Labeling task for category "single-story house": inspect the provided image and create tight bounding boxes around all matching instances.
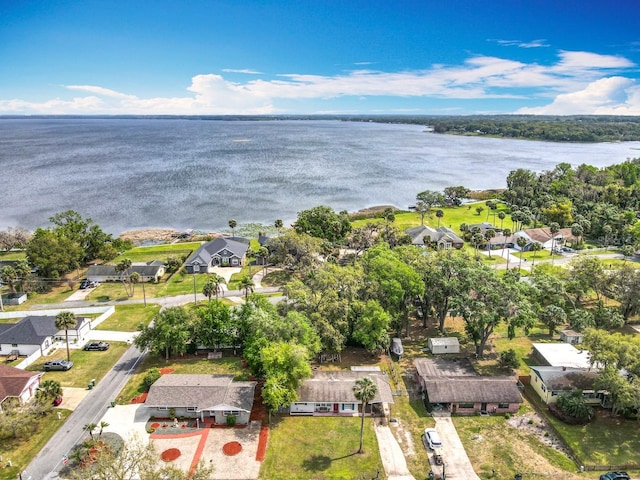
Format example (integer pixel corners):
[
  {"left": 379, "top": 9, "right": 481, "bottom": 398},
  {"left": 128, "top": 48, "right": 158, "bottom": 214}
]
[
  {"left": 531, "top": 343, "right": 593, "bottom": 369},
  {"left": 467, "top": 222, "right": 499, "bottom": 234},
  {"left": 405, "top": 226, "right": 464, "bottom": 249},
  {"left": 427, "top": 337, "right": 460, "bottom": 354},
  {"left": 529, "top": 366, "right": 606, "bottom": 406},
  {"left": 422, "top": 377, "right": 523, "bottom": 414},
  {"left": 184, "top": 237, "right": 250, "bottom": 273},
  {"left": 559, "top": 330, "right": 583, "bottom": 345},
  {"left": 289, "top": 370, "right": 394, "bottom": 416},
  {"left": 145, "top": 374, "right": 256, "bottom": 425},
  {"left": 0, "top": 316, "right": 91, "bottom": 357},
  {"left": 512, "top": 228, "right": 576, "bottom": 252},
  {"left": 86, "top": 260, "right": 166, "bottom": 283},
  {"left": 413, "top": 357, "right": 477, "bottom": 392},
  {"left": 0, "top": 364, "right": 43, "bottom": 412}
]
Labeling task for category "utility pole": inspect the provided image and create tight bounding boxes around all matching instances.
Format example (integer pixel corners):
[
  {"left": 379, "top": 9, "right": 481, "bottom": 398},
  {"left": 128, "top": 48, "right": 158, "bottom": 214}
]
[{"left": 192, "top": 274, "right": 197, "bottom": 304}]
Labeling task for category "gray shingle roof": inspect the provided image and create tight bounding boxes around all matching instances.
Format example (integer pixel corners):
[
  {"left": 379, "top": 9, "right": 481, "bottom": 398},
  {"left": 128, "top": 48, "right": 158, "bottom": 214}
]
[
  {"left": 145, "top": 374, "right": 257, "bottom": 412},
  {"left": 424, "top": 377, "right": 522, "bottom": 404},
  {"left": 414, "top": 357, "right": 477, "bottom": 378},
  {"left": 0, "top": 316, "right": 89, "bottom": 345},
  {"left": 185, "top": 237, "right": 250, "bottom": 266},
  {"left": 296, "top": 371, "right": 394, "bottom": 404},
  {"left": 86, "top": 262, "right": 164, "bottom": 278}
]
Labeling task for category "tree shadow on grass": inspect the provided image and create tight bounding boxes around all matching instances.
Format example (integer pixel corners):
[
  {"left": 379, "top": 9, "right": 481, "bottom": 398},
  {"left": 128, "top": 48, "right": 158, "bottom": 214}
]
[{"left": 302, "top": 452, "right": 358, "bottom": 472}]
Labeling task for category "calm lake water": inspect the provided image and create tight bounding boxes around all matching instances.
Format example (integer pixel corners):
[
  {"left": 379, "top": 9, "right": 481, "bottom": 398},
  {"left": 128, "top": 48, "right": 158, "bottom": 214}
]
[{"left": 1, "top": 118, "right": 639, "bottom": 234}]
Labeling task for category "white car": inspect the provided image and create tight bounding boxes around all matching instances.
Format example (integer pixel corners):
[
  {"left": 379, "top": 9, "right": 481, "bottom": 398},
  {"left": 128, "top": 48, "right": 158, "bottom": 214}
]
[{"left": 423, "top": 428, "right": 442, "bottom": 450}]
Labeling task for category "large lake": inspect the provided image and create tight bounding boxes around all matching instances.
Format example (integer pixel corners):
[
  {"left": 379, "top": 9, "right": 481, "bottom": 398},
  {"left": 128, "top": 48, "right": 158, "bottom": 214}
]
[{"left": 1, "top": 118, "right": 639, "bottom": 235}]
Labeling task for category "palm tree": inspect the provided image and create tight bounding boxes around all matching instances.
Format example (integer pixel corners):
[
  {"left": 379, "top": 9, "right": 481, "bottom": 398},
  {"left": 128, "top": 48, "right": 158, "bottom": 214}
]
[
  {"left": 83, "top": 422, "right": 97, "bottom": 440},
  {"left": 435, "top": 209, "right": 444, "bottom": 227},
  {"left": 502, "top": 228, "right": 512, "bottom": 265},
  {"left": 37, "top": 379, "right": 62, "bottom": 402},
  {"left": 202, "top": 280, "right": 216, "bottom": 302},
  {"left": 274, "top": 219, "right": 283, "bottom": 233},
  {"left": 115, "top": 258, "right": 133, "bottom": 296},
  {"left": 353, "top": 377, "right": 378, "bottom": 454},
  {"left": 498, "top": 211, "right": 506, "bottom": 230},
  {"left": 55, "top": 311, "right": 76, "bottom": 362},
  {"left": 471, "top": 233, "right": 485, "bottom": 259},
  {"left": 129, "top": 271, "right": 140, "bottom": 296},
  {"left": 484, "top": 229, "right": 496, "bottom": 258},
  {"left": 517, "top": 236, "right": 527, "bottom": 270},
  {"left": 209, "top": 273, "right": 226, "bottom": 299},
  {"left": 571, "top": 223, "right": 584, "bottom": 248},
  {"left": 238, "top": 275, "right": 254, "bottom": 299},
  {"left": 229, "top": 219, "right": 237, "bottom": 238},
  {"left": 549, "top": 222, "right": 560, "bottom": 265},
  {"left": 98, "top": 421, "right": 109, "bottom": 437},
  {"left": 530, "top": 242, "right": 543, "bottom": 267}
]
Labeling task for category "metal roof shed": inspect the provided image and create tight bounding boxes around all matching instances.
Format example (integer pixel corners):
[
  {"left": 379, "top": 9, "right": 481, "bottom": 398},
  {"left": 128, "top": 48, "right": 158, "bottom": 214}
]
[{"left": 427, "top": 337, "right": 460, "bottom": 354}]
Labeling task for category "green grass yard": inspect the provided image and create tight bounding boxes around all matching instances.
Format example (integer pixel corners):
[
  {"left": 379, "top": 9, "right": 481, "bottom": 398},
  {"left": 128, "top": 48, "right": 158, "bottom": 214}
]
[
  {"left": 94, "top": 304, "right": 160, "bottom": 331},
  {"left": 260, "top": 415, "right": 384, "bottom": 480}
]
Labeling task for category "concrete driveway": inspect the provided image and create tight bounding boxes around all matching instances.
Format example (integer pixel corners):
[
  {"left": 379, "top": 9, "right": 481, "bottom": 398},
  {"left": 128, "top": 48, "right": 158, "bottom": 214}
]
[
  {"left": 433, "top": 416, "right": 480, "bottom": 480},
  {"left": 374, "top": 423, "right": 415, "bottom": 480}
]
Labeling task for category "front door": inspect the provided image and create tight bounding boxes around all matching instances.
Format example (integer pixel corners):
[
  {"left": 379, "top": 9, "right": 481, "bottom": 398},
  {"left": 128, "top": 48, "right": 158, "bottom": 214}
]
[
  {"left": 481, "top": 403, "right": 487, "bottom": 413},
  {"left": 333, "top": 403, "right": 339, "bottom": 413}
]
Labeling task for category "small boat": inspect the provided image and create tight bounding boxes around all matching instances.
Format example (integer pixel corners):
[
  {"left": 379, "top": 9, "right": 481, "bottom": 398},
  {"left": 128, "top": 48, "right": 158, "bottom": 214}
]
[{"left": 390, "top": 338, "right": 404, "bottom": 357}]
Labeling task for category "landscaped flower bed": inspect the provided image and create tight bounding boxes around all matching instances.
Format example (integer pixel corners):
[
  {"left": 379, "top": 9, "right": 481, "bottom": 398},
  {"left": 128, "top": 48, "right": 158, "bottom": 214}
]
[
  {"left": 159, "top": 367, "right": 175, "bottom": 375},
  {"left": 223, "top": 441, "right": 242, "bottom": 456},
  {"left": 161, "top": 448, "right": 181, "bottom": 462}
]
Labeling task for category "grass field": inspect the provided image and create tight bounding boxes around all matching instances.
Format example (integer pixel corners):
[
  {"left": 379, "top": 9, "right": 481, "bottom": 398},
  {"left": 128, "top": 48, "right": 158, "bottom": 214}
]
[
  {"left": 260, "top": 415, "right": 384, "bottom": 480},
  {"left": 26, "top": 342, "right": 130, "bottom": 387},
  {"left": 94, "top": 304, "right": 160, "bottom": 331},
  {"left": 0, "top": 409, "right": 72, "bottom": 480}
]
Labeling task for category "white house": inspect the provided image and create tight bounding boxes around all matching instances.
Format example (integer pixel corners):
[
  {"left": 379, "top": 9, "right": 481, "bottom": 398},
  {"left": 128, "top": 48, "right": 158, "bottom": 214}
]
[
  {"left": 427, "top": 337, "right": 460, "bottom": 354},
  {"left": 0, "top": 364, "right": 43, "bottom": 411},
  {"left": 0, "top": 316, "right": 92, "bottom": 357}
]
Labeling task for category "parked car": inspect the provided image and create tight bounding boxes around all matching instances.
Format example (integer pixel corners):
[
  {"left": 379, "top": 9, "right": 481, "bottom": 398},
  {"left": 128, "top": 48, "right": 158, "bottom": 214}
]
[
  {"left": 79, "top": 279, "right": 90, "bottom": 289},
  {"left": 83, "top": 341, "right": 110, "bottom": 351},
  {"left": 43, "top": 360, "right": 73, "bottom": 371},
  {"left": 52, "top": 396, "right": 63, "bottom": 406},
  {"left": 600, "top": 473, "right": 630, "bottom": 480},
  {"left": 423, "top": 427, "right": 442, "bottom": 450}
]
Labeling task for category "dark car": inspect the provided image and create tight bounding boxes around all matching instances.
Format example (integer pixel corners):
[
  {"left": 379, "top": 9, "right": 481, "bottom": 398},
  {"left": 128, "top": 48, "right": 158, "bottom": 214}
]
[
  {"left": 43, "top": 360, "right": 73, "bottom": 371},
  {"left": 83, "top": 341, "right": 110, "bottom": 351},
  {"left": 79, "top": 279, "right": 90, "bottom": 289},
  {"left": 600, "top": 473, "right": 630, "bottom": 480}
]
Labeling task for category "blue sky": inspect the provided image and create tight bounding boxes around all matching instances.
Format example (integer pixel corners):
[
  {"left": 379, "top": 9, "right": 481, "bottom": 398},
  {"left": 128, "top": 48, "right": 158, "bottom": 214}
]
[{"left": 1, "top": 0, "right": 639, "bottom": 115}]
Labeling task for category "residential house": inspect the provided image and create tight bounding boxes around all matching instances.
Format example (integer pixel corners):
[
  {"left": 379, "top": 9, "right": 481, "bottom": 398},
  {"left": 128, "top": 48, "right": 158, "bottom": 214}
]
[
  {"left": 427, "top": 337, "right": 460, "bottom": 355},
  {"left": 0, "top": 315, "right": 92, "bottom": 356},
  {"left": 86, "top": 260, "right": 166, "bottom": 283},
  {"left": 559, "top": 330, "right": 583, "bottom": 345},
  {"left": 184, "top": 237, "right": 250, "bottom": 273},
  {"left": 467, "top": 222, "right": 499, "bottom": 234},
  {"left": 405, "top": 226, "right": 464, "bottom": 249},
  {"left": 289, "top": 370, "right": 394, "bottom": 416},
  {"left": 413, "top": 357, "right": 522, "bottom": 414},
  {"left": 0, "top": 364, "right": 43, "bottom": 412},
  {"left": 513, "top": 228, "right": 576, "bottom": 252},
  {"left": 531, "top": 343, "right": 593, "bottom": 369},
  {"left": 145, "top": 374, "right": 256, "bottom": 425},
  {"left": 529, "top": 366, "right": 606, "bottom": 406}
]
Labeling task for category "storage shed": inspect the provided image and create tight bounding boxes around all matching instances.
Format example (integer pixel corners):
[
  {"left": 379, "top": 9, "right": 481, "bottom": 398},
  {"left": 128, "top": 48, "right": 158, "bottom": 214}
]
[
  {"left": 559, "top": 330, "right": 583, "bottom": 345},
  {"left": 427, "top": 337, "right": 460, "bottom": 354}
]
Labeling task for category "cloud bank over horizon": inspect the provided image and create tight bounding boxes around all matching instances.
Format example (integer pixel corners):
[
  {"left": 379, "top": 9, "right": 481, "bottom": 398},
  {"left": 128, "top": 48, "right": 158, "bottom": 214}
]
[{"left": 1, "top": 50, "right": 639, "bottom": 116}]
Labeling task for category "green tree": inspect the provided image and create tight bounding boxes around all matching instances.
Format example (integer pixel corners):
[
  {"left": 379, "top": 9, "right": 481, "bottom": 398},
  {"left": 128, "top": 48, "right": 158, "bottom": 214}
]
[
  {"left": 267, "top": 230, "right": 322, "bottom": 273},
  {"left": 55, "top": 311, "right": 76, "bottom": 362},
  {"left": 260, "top": 342, "right": 312, "bottom": 412},
  {"left": 529, "top": 242, "right": 543, "bottom": 267},
  {"left": 129, "top": 271, "right": 140, "bottom": 296},
  {"left": 353, "top": 377, "right": 378, "bottom": 454},
  {"left": 26, "top": 228, "right": 83, "bottom": 278},
  {"left": 556, "top": 389, "right": 594, "bottom": 421},
  {"left": 274, "top": 219, "right": 284, "bottom": 232},
  {"left": 516, "top": 236, "right": 528, "bottom": 270},
  {"left": 134, "top": 307, "right": 193, "bottom": 359},
  {"left": 193, "top": 300, "right": 232, "bottom": 350},
  {"left": 83, "top": 422, "right": 97, "bottom": 440},
  {"left": 115, "top": 259, "right": 133, "bottom": 297},
  {"left": 412, "top": 190, "right": 445, "bottom": 225},
  {"left": 539, "top": 304, "right": 567, "bottom": 336},
  {"left": 484, "top": 229, "right": 496, "bottom": 258},
  {"left": 435, "top": 209, "right": 444, "bottom": 227},
  {"left": 443, "top": 185, "right": 470, "bottom": 206},
  {"left": 294, "top": 205, "right": 352, "bottom": 242},
  {"left": 228, "top": 219, "right": 237, "bottom": 237},
  {"left": 36, "top": 379, "right": 62, "bottom": 404},
  {"left": 239, "top": 275, "right": 255, "bottom": 299},
  {"left": 351, "top": 300, "right": 391, "bottom": 353}
]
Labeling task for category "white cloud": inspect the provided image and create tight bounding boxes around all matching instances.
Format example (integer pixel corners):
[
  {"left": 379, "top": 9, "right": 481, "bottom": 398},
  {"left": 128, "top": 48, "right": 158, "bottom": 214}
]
[
  {"left": 493, "top": 39, "right": 549, "bottom": 48},
  {"left": 0, "top": 50, "right": 638, "bottom": 114},
  {"left": 517, "top": 77, "right": 640, "bottom": 115},
  {"left": 221, "top": 69, "right": 263, "bottom": 74}
]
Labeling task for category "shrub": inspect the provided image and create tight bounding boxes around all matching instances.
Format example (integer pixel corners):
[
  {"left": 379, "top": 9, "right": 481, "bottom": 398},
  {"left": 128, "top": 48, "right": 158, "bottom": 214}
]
[
  {"left": 142, "top": 368, "right": 161, "bottom": 390},
  {"left": 147, "top": 427, "right": 155, "bottom": 434},
  {"left": 226, "top": 414, "right": 237, "bottom": 427},
  {"left": 499, "top": 349, "right": 519, "bottom": 369},
  {"left": 504, "top": 413, "right": 511, "bottom": 420}
]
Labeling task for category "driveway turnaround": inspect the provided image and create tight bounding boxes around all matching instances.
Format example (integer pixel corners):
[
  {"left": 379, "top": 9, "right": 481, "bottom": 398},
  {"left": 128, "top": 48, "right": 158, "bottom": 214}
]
[
  {"left": 374, "top": 423, "right": 416, "bottom": 480},
  {"left": 433, "top": 416, "right": 480, "bottom": 480}
]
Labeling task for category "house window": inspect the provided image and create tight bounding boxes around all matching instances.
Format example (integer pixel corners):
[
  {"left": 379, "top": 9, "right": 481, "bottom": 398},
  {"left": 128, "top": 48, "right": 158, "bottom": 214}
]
[
  {"left": 232, "top": 258, "right": 239, "bottom": 266},
  {"left": 458, "top": 403, "right": 474, "bottom": 409},
  {"left": 551, "top": 391, "right": 558, "bottom": 396},
  {"left": 223, "top": 410, "right": 239, "bottom": 416},
  {"left": 193, "top": 264, "right": 200, "bottom": 273},
  {"left": 11, "top": 344, "right": 18, "bottom": 348},
  {"left": 158, "top": 407, "right": 169, "bottom": 411},
  {"left": 498, "top": 403, "right": 510, "bottom": 409},
  {"left": 316, "top": 403, "right": 332, "bottom": 412},
  {"left": 341, "top": 403, "right": 355, "bottom": 411},
  {"left": 541, "top": 385, "right": 546, "bottom": 392},
  {"left": 187, "top": 407, "right": 197, "bottom": 412}
]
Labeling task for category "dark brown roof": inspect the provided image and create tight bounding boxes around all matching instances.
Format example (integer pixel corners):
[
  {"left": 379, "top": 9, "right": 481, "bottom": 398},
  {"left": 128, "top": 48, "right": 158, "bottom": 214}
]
[
  {"left": 424, "top": 377, "right": 522, "bottom": 404},
  {"left": 530, "top": 367, "right": 598, "bottom": 391},
  {"left": 296, "top": 371, "right": 394, "bottom": 404},
  {"left": 145, "top": 374, "right": 256, "bottom": 412},
  {"left": 0, "top": 364, "right": 42, "bottom": 402},
  {"left": 414, "top": 357, "right": 477, "bottom": 378}
]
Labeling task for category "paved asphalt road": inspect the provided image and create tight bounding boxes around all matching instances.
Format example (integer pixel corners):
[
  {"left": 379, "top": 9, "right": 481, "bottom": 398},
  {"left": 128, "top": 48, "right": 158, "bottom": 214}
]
[{"left": 22, "top": 344, "right": 147, "bottom": 480}]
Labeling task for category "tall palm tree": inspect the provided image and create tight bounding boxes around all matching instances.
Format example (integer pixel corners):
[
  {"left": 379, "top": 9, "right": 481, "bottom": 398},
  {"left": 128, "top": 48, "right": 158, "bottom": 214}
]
[
  {"left": 353, "top": 377, "right": 378, "bottom": 454},
  {"left": 55, "top": 311, "right": 76, "bottom": 362},
  {"left": 239, "top": 275, "right": 254, "bottom": 299},
  {"left": 229, "top": 219, "right": 237, "bottom": 238},
  {"left": 37, "top": 379, "right": 62, "bottom": 402},
  {"left": 98, "top": 421, "right": 109, "bottom": 437},
  {"left": 83, "top": 422, "right": 97, "bottom": 440},
  {"left": 274, "top": 219, "right": 283, "bottom": 233},
  {"left": 209, "top": 273, "right": 226, "bottom": 299},
  {"left": 549, "top": 222, "right": 560, "bottom": 265},
  {"left": 484, "top": 229, "right": 496, "bottom": 259},
  {"left": 517, "top": 236, "right": 528, "bottom": 270},
  {"left": 502, "top": 228, "right": 512, "bottom": 265},
  {"left": 115, "top": 258, "right": 133, "bottom": 296},
  {"left": 129, "top": 271, "right": 140, "bottom": 296},
  {"left": 202, "top": 280, "right": 216, "bottom": 302},
  {"left": 435, "top": 209, "right": 444, "bottom": 228},
  {"left": 530, "top": 242, "right": 543, "bottom": 267},
  {"left": 498, "top": 211, "right": 506, "bottom": 230}
]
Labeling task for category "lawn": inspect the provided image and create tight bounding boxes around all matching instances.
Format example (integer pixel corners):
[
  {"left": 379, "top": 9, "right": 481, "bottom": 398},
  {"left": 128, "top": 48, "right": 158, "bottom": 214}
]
[
  {"left": 116, "top": 352, "right": 247, "bottom": 403},
  {"left": 260, "top": 415, "right": 384, "bottom": 480},
  {"left": 0, "top": 408, "right": 72, "bottom": 480},
  {"left": 113, "top": 242, "right": 200, "bottom": 264},
  {"left": 94, "top": 303, "right": 160, "bottom": 331},
  {"left": 26, "top": 342, "right": 130, "bottom": 387}
]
